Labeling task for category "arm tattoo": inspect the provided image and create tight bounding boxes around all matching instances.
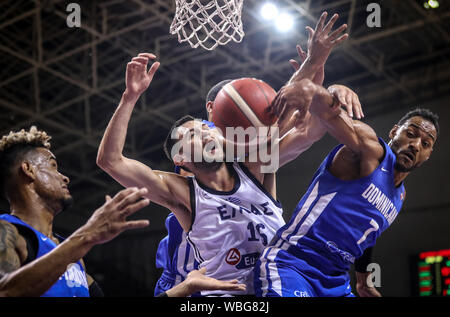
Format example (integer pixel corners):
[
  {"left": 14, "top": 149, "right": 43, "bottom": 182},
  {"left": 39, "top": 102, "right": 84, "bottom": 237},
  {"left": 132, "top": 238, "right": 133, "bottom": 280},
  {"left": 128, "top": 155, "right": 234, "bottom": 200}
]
[{"left": 0, "top": 221, "right": 21, "bottom": 278}]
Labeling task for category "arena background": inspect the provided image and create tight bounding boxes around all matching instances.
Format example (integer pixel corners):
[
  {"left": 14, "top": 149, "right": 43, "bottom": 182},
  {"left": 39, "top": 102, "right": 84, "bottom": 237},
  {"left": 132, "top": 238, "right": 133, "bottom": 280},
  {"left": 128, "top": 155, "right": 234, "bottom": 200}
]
[{"left": 0, "top": 0, "right": 449, "bottom": 296}]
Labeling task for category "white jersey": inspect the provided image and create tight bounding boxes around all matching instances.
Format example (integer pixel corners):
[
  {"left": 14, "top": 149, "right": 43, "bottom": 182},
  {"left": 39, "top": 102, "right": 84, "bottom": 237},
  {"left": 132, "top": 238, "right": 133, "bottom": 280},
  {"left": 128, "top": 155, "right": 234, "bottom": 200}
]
[{"left": 186, "top": 162, "right": 285, "bottom": 296}]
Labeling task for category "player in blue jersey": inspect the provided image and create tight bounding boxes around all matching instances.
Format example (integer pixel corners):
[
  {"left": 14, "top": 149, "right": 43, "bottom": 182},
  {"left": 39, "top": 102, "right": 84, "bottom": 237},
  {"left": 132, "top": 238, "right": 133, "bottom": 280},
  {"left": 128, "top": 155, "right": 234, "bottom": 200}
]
[
  {"left": 254, "top": 75, "right": 439, "bottom": 296},
  {"left": 0, "top": 126, "right": 151, "bottom": 297}
]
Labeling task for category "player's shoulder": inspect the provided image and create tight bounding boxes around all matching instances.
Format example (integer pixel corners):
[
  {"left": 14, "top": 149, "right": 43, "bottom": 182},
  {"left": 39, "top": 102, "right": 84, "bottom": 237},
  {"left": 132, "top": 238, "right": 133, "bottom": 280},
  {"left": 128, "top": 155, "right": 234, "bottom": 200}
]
[
  {"left": 0, "top": 219, "right": 20, "bottom": 238},
  {"left": 0, "top": 219, "right": 25, "bottom": 254},
  {"left": 353, "top": 120, "right": 384, "bottom": 158}
]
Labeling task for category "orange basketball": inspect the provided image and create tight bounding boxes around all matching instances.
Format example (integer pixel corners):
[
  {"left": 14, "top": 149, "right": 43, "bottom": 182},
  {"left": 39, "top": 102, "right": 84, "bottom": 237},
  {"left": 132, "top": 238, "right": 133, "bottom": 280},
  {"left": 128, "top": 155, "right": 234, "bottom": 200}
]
[{"left": 212, "top": 78, "right": 277, "bottom": 136}]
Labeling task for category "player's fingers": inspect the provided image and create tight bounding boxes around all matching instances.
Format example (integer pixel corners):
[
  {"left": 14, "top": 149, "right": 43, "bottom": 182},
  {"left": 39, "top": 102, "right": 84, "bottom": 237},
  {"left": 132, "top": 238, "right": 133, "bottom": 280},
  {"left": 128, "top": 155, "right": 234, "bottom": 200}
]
[
  {"left": 121, "top": 198, "right": 150, "bottom": 218},
  {"left": 331, "top": 33, "right": 349, "bottom": 45},
  {"left": 147, "top": 61, "right": 160, "bottom": 78},
  {"left": 269, "top": 90, "right": 282, "bottom": 115},
  {"left": 138, "top": 53, "right": 157, "bottom": 60},
  {"left": 296, "top": 44, "right": 306, "bottom": 57},
  {"left": 289, "top": 59, "right": 300, "bottom": 71},
  {"left": 356, "top": 94, "right": 364, "bottom": 118},
  {"left": 121, "top": 219, "right": 150, "bottom": 231},
  {"left": 305, "top": 26, "right": 315, "bottom": 41},
  {"left": 131, "top": 57, "right": 149, "bottom": 65},
  {"left": 315, "top": 11, "right": 327, "bottom": 32},
  {"left": 323, "top": 13, "right": 339, "bottom": 34},
  {"left": 105, "top": 195, "right": 112, "bottom": 202},
  {"left": 112, "top": 187, "right": 139, "bottom": 204},
  {"left": 329, "top": 23, "right": 347, "bottom": 40},
  {"left": 116, "top": 188, "right": 148, "bottom": 210},
  {"left": 127, "top": 61, "right": 145, "bottom": 71},
  {"left": 198, "top": 267, "right": 207, "bottom": 275},
  {"left": 353, "top": 94, "right": 363, "bottom": 119},
  {"left": 344, "top": 94, "right": 354, "bottom": 118}
]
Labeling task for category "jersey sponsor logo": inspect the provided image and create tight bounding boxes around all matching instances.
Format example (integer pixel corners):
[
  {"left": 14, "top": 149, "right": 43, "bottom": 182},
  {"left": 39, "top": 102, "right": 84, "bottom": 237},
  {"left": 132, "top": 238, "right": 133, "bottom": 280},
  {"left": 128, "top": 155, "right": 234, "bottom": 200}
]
[
  {"left": 361, "top": 183, "right": 399, "bottom": 225},
  {"left": 226, "top": 197, "right": 242, "bottom": 205},
  {"left": 381, "top": 167, "right": 388, "bottom": 172},
  {"left": 294, "top": 290, "right": 310, "bottom": 297},
  {"left": 325, "top": 241, "right": 355, "bottom": 264},
  {"left": 40, "top": 235, "right": 48, "bottom": 242},
  {"left": 235, "top": 252, "right": 260, "bottom": 269},
  {"left": 225, "top": 248, "right": 241, "bottom": 265}
]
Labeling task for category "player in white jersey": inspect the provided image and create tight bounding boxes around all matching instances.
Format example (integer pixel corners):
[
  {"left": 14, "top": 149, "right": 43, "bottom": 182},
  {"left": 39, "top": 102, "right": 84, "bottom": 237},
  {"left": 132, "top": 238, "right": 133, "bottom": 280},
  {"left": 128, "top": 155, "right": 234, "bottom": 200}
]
[{"left": 187, "top": 161, "right": 284, "bottom": 295}]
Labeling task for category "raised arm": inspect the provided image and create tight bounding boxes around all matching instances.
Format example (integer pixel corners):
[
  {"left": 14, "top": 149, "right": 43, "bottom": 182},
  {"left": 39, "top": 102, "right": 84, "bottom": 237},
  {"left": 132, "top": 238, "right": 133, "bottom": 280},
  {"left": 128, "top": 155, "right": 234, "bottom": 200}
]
[
  {"left": 96, "top": 53, "right": 192, "bottom": 230},
  {"left": 274, "top": 12, "right": 366, "bottom": 168},
  {"left": 309, "top": 84, "right": 384, "bottom": 177}
]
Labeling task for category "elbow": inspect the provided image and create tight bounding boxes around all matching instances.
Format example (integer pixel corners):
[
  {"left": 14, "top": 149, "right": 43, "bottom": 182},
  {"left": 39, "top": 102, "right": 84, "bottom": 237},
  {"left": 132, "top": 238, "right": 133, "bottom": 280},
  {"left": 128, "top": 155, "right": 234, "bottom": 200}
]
[{"left": 96, "top": 150, "right": 121, "bottom": 172}]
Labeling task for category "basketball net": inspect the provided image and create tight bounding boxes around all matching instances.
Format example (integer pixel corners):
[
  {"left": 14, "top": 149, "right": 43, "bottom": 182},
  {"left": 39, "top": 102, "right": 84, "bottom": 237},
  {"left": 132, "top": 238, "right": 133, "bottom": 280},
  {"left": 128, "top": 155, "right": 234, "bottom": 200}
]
[{"left": 170, "top": 0, "right": 245, "bottom": 50}]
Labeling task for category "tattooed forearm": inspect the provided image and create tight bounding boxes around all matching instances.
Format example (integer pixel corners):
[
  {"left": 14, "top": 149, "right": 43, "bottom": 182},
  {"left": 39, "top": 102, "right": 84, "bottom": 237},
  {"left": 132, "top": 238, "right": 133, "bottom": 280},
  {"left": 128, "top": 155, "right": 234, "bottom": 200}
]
[{"left": 0, "top": 221, "right": 21, "bottom": 277}]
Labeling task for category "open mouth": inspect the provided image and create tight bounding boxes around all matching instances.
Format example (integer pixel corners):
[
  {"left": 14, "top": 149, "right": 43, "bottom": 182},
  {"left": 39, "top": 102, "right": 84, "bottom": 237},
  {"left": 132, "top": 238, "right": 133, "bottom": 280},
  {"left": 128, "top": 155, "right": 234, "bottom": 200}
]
[{"left": 401, "top": 151, "right": 415, "bottom": 163}]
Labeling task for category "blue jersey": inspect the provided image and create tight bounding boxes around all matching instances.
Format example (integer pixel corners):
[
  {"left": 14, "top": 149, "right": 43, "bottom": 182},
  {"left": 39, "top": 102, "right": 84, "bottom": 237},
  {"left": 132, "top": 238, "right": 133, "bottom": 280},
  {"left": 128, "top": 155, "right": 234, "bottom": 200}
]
[
  {"left": 271, "top": 138, "right": 405, "bottom": 273},
  {"left": 0, "top": 214, "right": 90, "bottom": 297},
  {"left": 154, "top": 213, "right": 198, "bottom": 295}
]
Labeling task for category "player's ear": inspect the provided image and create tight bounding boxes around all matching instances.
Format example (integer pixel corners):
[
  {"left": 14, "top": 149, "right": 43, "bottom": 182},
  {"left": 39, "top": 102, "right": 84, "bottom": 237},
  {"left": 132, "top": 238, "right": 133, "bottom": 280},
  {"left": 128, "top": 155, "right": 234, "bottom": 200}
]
[
  {"left": 20, "top": 161, "right": 36, "bottom": 181},
  {"left": 389, "top": 124, "right": 399, "bottom": 140},
  {"left": 206, "top": 101, "right": 214, "bottom": 116}
]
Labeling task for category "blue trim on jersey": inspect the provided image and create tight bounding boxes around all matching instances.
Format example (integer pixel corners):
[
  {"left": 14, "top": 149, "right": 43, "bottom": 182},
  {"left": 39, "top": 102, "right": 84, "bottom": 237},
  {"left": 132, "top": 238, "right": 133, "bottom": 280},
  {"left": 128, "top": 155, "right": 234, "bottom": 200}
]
[
  {"left": 202, "top": 120, "right": 215, "bottom": 129},
  {"left": 0, "top": 214, "right": 90, "bottom": 297}
]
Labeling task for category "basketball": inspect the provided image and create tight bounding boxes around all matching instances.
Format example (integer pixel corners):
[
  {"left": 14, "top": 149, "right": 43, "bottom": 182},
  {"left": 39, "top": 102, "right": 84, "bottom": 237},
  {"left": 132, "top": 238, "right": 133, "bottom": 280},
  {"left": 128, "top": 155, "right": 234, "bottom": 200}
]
[{"left": 211, "top": 78, "right": 277, "bottom": 137}]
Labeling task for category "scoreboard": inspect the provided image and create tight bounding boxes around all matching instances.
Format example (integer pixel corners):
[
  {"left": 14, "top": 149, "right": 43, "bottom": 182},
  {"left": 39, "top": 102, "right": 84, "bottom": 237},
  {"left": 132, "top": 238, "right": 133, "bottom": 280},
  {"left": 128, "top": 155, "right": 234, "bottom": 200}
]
[{"left": 412, "top": 249, "right": 450, "bottom": 296}]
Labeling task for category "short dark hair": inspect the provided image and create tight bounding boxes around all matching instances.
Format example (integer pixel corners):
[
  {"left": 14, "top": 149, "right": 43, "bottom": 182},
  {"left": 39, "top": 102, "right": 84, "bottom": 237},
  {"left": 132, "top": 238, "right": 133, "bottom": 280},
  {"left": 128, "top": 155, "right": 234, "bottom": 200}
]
[
  {"left": 206, "top": 79, "right": 234, "bottom": 103},
  {"left": 163, "top": 115, "right": 196, "bottom": 164},
  {"left": 0, "top": 126, "right": 51, "bottom": 197},
  {"left": 397, "top": 108, "right": 439, "bottom": 136}
]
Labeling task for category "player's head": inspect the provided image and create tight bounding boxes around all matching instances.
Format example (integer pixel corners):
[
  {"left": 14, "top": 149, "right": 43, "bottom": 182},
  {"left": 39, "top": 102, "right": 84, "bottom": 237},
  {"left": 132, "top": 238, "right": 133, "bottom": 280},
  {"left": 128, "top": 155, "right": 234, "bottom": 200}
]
[
  {"left": 389, "top": 108, "right": 439, "bottom": 173},
  {"left": 205, "top": 79, "right": 233, "bottom": 122},
  {"left": 164, "top": 116, "right": 224, "bottom": 173},
  {"left": 0, "top": 126, "right": 72, "bottom": 214}
]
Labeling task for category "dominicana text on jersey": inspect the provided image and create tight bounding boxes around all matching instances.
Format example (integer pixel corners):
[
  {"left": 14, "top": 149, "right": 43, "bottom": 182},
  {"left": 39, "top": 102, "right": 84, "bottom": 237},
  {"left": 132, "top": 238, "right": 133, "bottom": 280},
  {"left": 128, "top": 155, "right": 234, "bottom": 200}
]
[{"left": 186, "top": 162, "right": 285, "bottom": 296}]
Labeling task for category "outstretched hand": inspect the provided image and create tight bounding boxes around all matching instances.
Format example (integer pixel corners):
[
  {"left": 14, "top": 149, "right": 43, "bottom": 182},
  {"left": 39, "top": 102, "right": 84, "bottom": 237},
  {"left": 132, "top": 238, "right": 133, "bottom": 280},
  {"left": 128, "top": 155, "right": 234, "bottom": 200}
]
[
  {"left": 165, "top": 267, "right": 246, "bottom": 297},
  {"left": 305, "top": 12, "right": 348, "bottom": 67},
  {"left": 78, "top": 187, "right": 150, "bottom": 246},
  {"left": 289, "top": 44, "right": 325, "bottom": 85},
  {"left": 125, "top": 53, "right": 160, "bottom": 97},
  {"left": 328, "top": 84, "right": 364, "bottom": 119}
]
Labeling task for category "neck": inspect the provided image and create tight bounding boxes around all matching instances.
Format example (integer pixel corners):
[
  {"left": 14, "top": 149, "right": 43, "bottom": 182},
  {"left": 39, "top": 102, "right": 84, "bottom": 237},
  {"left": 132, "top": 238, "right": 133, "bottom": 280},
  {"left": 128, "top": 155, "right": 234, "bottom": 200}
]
[
  {"left": 9, "top": 188, "right": 58, "bottom": 237},
  {"left": 194, "top": 163, "right": 235, "bottom": 192},
  {"left": 393, "top": 170, "right": 409, "bottom": 187}
]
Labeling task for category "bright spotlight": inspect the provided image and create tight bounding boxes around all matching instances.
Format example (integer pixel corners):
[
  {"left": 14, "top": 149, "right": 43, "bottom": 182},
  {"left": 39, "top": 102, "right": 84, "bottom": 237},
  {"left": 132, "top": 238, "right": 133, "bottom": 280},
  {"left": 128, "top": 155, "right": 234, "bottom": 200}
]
[
  {"left": 275, "top": 13, "right": 294, "bottom": 32},
  {"left": 261, "top": 3, "right": 279, "bottom": 20},
  {"left": 424, "top": 0, "right": 439, "bottom": 9}
]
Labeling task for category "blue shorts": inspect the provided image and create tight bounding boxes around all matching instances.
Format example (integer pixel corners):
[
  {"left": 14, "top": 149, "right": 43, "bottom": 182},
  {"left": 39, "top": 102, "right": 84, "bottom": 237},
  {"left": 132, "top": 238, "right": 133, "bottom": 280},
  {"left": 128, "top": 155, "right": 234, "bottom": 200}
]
[
  {"left": 254, "top": 247, "right": 355, "bottom": 297},
  {"left": 154, "top": 271, "right": 181, "bottom": 296}
]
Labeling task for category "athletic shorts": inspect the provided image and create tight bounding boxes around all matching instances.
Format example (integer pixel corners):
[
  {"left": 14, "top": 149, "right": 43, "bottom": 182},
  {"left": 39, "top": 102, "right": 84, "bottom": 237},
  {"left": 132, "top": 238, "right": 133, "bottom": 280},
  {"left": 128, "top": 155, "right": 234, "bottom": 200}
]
[{"left": 254, "top": 247, "right": 355, "bottom": 297}]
